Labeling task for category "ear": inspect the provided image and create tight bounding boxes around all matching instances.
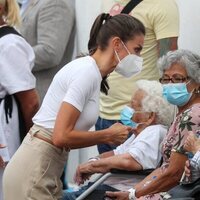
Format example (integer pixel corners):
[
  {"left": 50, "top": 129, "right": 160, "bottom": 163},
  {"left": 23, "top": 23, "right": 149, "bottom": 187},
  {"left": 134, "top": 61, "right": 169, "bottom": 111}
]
[
  {"left": 111, "top": 37, "right": 122, "bottom": 52},
  {"left": 146, "top": 112, "right": 156, "bottom": 126}
]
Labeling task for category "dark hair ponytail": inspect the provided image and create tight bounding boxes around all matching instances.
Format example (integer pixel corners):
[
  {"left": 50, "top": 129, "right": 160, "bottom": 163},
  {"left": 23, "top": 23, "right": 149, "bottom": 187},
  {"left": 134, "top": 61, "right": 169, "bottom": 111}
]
[
  {"left": 88, "top": 13, "right": 111, "bottom": 95},
  {"left": 88, "top": 13, "right": 145, "bottom": 95}
]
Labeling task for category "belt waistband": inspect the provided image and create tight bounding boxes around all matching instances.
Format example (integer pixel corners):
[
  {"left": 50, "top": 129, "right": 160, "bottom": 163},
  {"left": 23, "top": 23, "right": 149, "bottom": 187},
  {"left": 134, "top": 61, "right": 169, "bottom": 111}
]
[{"left": 29, "top": 124, "right": 70, "bottom": 152}]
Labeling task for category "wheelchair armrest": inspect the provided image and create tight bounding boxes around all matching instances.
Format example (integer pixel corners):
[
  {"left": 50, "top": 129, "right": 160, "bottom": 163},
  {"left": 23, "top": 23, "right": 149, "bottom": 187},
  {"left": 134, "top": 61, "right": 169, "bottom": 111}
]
[{"left": 110, "top": 168, "right": 154, "bottom": 175}]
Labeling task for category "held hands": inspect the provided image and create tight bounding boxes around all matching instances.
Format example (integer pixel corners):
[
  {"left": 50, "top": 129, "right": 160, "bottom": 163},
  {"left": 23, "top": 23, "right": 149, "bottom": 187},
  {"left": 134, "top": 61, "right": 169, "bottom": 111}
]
[
  {"left": 107, "top": 123, "right": 132, "bottom": 145},
  {"left": 184, "top": 131, "right": 200, "bottom": 154},
  {"left": 74, "top": 162, "right": 94, "bottom": 185}
]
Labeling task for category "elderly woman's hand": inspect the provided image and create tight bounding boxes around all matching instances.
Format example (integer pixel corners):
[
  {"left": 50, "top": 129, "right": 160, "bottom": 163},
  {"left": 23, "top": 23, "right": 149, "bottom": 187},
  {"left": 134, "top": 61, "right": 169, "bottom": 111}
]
[
  {"left": 107, "top": 123, "right": 132, "bottom": 146},
  {"left": 105, "top": 191, "right": 129, "bottom": 200},
  {"left": 0, "top": 144, "right": 6, "bottom": 168},
  {"left": 184, "top": 131, "right": 200, "bottom": 154},
  {"left": 74, "top": 162, "right": 93, "bottom": 185},
  {"left": 185, "top": 160, "right": 191, "bottom": 178},
  {"left": 0, "top": 156, "right": 5, "bottom": 168}
]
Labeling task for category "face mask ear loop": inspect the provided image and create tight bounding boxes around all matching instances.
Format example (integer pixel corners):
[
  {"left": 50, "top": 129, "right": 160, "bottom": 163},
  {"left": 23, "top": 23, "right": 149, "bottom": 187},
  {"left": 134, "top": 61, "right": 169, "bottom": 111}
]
[
  {"left": 114, "top": 50, "right": 121, "bottom": 62},
  {"left": 186, "top": 80, "right": 196, "bottom": 94},
  {"left": 121, "top": 40, "right": 131, "bottom": 55}
]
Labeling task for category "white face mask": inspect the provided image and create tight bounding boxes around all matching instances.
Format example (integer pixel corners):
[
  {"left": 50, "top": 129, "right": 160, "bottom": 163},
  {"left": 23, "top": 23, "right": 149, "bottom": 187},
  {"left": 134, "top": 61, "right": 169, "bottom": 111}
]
[{"left": 115, "top": 41, "right": 143, "bottom": 78}]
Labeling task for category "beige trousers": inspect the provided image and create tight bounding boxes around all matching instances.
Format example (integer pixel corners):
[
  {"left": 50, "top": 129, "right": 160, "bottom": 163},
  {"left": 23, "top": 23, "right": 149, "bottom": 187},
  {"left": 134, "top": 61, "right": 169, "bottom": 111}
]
[{"left": 3, "top": 125, "right": 69, "bottom": 200}]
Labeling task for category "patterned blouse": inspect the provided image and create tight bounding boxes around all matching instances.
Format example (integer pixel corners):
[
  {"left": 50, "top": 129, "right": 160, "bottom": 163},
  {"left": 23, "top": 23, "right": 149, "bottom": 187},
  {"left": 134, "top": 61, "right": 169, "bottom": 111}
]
[
  {"left": 162, "top": 103, "right": 200, "bottom": 167},
  {"left": 140, "top": 104, "right": 200, "bottom": 200}
]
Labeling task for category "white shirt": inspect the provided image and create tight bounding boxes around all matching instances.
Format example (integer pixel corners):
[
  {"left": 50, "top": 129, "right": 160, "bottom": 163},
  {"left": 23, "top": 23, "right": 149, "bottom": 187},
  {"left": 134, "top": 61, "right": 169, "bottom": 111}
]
[
  {"left": 0, "top": 32, "right": 35, "bottom": 200},
  {"left": 0, "top": 33, "right": 35, "bottom": 157},
  {"left": 0, "top": 33, "right": 35, "bottom": 98},
  {"left": 114, "top": 124, "right": 167, "bottom": 169},
  {"left": 33, "top": 56, "right": 102, "bottom": 131}
]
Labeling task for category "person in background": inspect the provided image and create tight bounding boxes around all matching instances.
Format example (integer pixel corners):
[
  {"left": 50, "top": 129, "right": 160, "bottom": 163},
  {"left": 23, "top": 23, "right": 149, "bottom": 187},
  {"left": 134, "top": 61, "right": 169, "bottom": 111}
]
[
  {"left": 106, "top": 49, "right": 200, "bottom": 199},
  {"left": 0, "top": 0, "right": 39, "bottom": 199},
  {"left": 3, "top": 13, "right": 145, "bottom": 200},
  {"left": 63, "top": 79, "right": 174, "bottom": 200},
  {"left": 97, "top": 0, "right": 179, "bottom": 154},
  {"left": 18, "top": 0, "right": 75, "bottom": 101}
]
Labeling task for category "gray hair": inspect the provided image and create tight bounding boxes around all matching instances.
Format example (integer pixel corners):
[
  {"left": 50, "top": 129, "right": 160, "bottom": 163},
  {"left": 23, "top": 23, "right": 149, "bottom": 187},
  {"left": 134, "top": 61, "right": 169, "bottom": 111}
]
[
  {"left": 136, "top": 80, "right": 174, "bottom": 127},
  {"left": 157, "top": 49, "right": 200, "bottom": 83}
]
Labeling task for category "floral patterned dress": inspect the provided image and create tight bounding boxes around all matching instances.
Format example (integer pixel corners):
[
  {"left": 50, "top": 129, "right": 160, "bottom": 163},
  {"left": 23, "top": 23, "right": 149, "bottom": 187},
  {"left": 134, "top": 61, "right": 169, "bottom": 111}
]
[{"left": 140, "top": 103, "right": 200, "bottom": 200}]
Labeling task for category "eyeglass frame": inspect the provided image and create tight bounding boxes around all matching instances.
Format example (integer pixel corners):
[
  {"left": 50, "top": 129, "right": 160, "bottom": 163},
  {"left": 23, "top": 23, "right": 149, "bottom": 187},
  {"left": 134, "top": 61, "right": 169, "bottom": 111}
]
[{"left": 159, "top": 74, "right": 190, "bottom": 84}]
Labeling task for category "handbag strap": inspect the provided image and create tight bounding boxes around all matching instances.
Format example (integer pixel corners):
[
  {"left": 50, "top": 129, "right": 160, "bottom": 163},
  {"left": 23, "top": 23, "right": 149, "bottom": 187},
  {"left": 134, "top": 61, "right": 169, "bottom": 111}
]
[{"left": 121, "top": 0, "right": 142, "bottom": 14}]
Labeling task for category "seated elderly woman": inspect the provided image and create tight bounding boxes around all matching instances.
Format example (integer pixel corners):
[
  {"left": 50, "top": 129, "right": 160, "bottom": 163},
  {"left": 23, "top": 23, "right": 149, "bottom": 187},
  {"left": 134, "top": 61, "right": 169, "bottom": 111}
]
[
  {"left": 63, "top": 79, "right": 174, "bottom": 200},
  {"left": 106, "top": 49, "right": 200, "bottom": 200},
  {"left": 167, "top": 132, "right": 200, "bottom": 198}
]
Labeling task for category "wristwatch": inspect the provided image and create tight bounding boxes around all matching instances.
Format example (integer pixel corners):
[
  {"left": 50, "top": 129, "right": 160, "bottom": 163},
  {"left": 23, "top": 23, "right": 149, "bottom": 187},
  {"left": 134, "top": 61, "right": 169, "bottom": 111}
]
[{"left": 128, "top": 188, "right": 136, "bottom": 200}]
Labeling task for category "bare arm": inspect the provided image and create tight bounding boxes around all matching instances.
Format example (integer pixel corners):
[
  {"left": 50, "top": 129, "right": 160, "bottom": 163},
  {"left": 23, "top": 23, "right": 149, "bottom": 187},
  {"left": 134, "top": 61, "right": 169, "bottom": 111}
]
[
  {"left": 52, "top": 102, "right": 131, "bottom": 149},
  {"left": 33, "top": 0, "right": 74, "bottom": 71},
  {"left": 134, "top": 152, "right": 187, "bottom": 197},
  {"left": 157, "top": 37, "right": 178, "bottom": 57},
  {"left": 91, "top": 153, "right": 142, "bottom": 173},
  {"left": 74, "top": 153, "right": 142, "bottom": 185},
  {"left": 15, "top": 89, "right": 39, "bottom": 132}
]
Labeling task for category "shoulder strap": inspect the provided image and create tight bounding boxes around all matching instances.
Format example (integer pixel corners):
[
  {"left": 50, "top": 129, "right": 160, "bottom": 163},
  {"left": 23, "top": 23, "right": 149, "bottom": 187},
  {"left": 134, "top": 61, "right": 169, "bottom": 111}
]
[
  {"left": 0, "top": 26, "right": 22, "bottom": 38},
  {"left": 121, "top": 0, "right": 142, "bottom": 14}
]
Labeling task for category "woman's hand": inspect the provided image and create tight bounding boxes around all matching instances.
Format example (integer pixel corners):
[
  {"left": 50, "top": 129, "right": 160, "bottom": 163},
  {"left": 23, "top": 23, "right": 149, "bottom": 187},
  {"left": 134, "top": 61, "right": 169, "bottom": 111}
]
[
  {"left": 0, "top": 144, "right": 6, "bottom": 148},
  {"left": 0, "top": 156, "right": 5, "bottom": 168},
  {"left": 105, "top": 191, "right": 129, "bottom": 200},
  {"left": 0, "top": 144, "right": 6, "bottom": 168},
  {"left": 107, "top": 123, "right": 132, "bottom": 145},
  {"left": 74, "top": 162, "right": 93, "bottom": 185},
  {"left": 184, "top": 132, "right": 200, "bottom": 154},
  {"left": 185, "top": 160, "right": 191, "bottom": 178}
]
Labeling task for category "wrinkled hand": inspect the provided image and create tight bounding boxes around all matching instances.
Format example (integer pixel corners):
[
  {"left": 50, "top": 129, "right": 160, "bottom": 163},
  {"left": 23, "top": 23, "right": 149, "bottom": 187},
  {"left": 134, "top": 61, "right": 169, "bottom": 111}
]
[
  {"left": 0, "top": 144, "right": 6, "bottom": 149},
  {"left": 0, "top": 156, "right": 5, "bottom": 168},
  {"left": 107, "top": 123, "right": 132, "bottom": 145},
  {"left": 0, "top": 144, "right": 6, "bottom": 168},
  {"left": 185, "top": 160, "right": 191, "bottom": 178},
  {"left": 105, "top": 191, "right": 129, "bottom": 200},
  {"left": 184, "top": 131, "right": 200, "bottom": 154},
  {"left": 74, "top": 162, "right": 93, "bottom": 185}
]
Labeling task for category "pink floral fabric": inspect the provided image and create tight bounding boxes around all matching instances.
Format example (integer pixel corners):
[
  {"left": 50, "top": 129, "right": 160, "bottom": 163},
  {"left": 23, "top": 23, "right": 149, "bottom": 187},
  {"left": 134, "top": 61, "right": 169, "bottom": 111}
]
[
  {"left": 139, "top": 104, "right": 200, "bottom": 200},
  {"left": 162, "top": 103, "right": 200, "bottom": 167}
]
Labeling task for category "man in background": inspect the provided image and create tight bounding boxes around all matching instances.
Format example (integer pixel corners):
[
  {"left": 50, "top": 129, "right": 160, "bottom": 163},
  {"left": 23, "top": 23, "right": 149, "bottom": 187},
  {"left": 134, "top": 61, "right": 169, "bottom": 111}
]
[{"left": 19, "top": 0, "right": 75, "bottom": 101}]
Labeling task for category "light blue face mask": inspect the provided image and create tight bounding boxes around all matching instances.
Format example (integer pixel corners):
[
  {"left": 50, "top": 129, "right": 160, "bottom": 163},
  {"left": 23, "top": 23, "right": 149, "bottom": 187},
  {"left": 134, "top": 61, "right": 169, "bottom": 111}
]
[
  {"left": 120, "top": 106, "right": 143, "bottom": 128},
  {"left": 162, "top": 82, "right": 192, "bottom": 106}
]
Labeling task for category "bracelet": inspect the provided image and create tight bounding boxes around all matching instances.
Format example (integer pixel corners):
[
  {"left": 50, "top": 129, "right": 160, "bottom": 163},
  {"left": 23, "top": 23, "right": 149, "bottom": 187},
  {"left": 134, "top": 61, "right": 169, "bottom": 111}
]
[{"left": 128, "top": 188, "right": 136, "bottom": 200}]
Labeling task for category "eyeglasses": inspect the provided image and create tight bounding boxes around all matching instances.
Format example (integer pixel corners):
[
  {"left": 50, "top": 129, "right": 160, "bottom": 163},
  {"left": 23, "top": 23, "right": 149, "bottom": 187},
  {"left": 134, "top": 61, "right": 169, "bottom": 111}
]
[{"left": 159, "top": 74, "right": 189, "bottom": 84}]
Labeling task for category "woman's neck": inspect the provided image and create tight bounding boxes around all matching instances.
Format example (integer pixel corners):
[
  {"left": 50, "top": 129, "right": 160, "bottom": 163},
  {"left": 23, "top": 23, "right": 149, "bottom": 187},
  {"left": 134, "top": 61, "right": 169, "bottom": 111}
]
[
  {"left": 91, "top": 49, "right": 115, "bottom": 78},
  {"left": 178, "top": 93, "right": 200, "bottom": 114}
]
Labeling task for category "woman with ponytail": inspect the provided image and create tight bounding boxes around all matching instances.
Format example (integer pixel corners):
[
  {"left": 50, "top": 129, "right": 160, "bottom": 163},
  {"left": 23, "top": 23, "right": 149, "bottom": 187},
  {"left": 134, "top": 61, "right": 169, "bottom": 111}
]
[
  {"left": 0, "top": 1, "right": 39, "bottom": 200},
  {"left": 3, "top": 13, "right": 145, "bottom": 199}
]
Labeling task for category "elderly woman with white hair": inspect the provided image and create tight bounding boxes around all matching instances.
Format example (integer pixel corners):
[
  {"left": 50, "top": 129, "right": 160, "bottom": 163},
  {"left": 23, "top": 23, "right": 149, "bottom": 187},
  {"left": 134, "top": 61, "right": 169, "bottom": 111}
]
[
  {"left": 63, "top": 79, "right": 174, "bottom": 200},
  {"left": 107, "top": 49, "right": 200, "bottom": 200}
]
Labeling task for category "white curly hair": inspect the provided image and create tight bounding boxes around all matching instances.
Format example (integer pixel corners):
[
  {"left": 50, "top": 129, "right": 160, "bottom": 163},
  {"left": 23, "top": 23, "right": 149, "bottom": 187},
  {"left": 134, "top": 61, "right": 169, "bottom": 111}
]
[{"left": 135, "top": 79, "right": 174, "bottom": 127}]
